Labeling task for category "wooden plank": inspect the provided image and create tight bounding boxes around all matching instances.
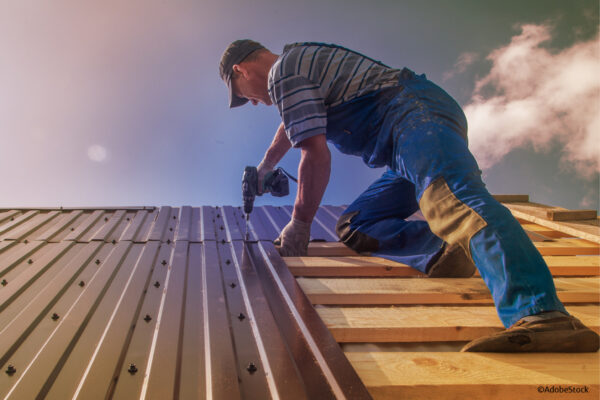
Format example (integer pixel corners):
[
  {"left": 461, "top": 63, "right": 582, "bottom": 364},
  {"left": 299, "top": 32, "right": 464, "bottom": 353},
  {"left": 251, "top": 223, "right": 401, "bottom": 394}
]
[
  {"left": 317, "top": 305, "right": 600, "bottom": 343},
  {"left": 297, "top": 277, "right": 600, "bottom": 305},
  {"left": 493, "top": 194, "right": 529, "bottom": 203},
  {"left": 346, "top": 352, "right": 599, "bottom": 400},
  {"left": 548, "top": 210, "right": 597, "bottom": 221},
  {"left": 506, "top": 203, "right": 600, "bottom": 244},
  {"left": 303, "top": 240, "right": 600, "bottom": 257},
  {"left": 286, "top": 255, "right": 600, "bottom": 277}
]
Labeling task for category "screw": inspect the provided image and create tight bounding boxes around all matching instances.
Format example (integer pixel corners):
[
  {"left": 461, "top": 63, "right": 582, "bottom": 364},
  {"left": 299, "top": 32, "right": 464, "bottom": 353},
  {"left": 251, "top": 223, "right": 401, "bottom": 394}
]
[
  {"left": 127, "top": 217, "right": 130, "bottom": 221},
  {"left": 166, "top": 239, "right": 171, "bottom": 244},
  {"left": 27, "top": 259, "right": 33, "bottom": 264},
  {"left": 104, "top": 217, "right": 108, "bottom": 222},
  {"left": 95, "top": 259, "right": 100, "bottom": 265},
  {"left": 216, "top": 214, "right": 220, "bottom": 218},
  {"left": 173, "top": 216, "right": 176, "bottom": 220},
  {"left": 230, "top": 282, "right": 236, "bottom": 288},
  {"left": 221, "top": 239, "right": 226, "bottom": 244},
  {"left": 225, "top": 259, "right": 231, "bottom": 265},
  {"left": 1, "top": 279, "right": 7, "bottom": 286},
  {"left": 112, "top": 239, "right": 116, "bottom": 244},
  {"left": 220, "top": 226, "right": 224, "bottom": 230},
  {"left": 5, "top": 365, "right": 16, "bottom": 375},
  {"left": 247, "top": 363, "right": 257, "bottom": 374},
  {"left": 10, "top": 217, "right": 14, "bottom": 221},
  {"left": 128, "top": 364, "right": 138, "bottom": 374},
  {"left": 71, "top": 227, "right": 75, "bottom": 231},
  {"left": 24, "top": 239, "right": 28, "bottom": 244},
  {"left": 79, "top": 281, "right": 85, "bottom": 287},
  {"left": 238, "top": 313, "right": 246, "bottom": 321},
  {"left": 385, "top": 266, "right": 392, "bottom": 271},
  {"left": 169, "top": 227, "right": 173, "bottom": 231},
  {"left": 51, "top": 313, "right": 60, "bottom": 321},
  {"left": 161, "top": 260, "right": 167, "bottom": 266},
  {"left": 154, "top": 281, "right": 160, "bottom": 288},
  {"left": 144, "top": 314, "right": 152, "bottom": 322}
]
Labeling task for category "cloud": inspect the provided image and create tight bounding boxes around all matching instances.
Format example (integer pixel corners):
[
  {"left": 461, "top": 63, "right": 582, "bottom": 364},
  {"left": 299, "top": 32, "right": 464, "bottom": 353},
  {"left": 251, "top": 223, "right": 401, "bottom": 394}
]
[
  {"left": 88, "top": 145, "right": 108, "bottom": 162},
  {"left": 443, "top": 52, "right": 479, "bottom": 80},
  {"left": 464, "top": 24, "right": 600, "bottom": 178}
]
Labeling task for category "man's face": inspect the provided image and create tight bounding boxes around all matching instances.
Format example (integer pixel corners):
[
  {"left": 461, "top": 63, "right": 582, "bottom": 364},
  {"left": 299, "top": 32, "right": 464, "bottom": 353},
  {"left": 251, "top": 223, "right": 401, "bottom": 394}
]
[{"left": 231, "top": 66, "right": 272, "bottom": 106}]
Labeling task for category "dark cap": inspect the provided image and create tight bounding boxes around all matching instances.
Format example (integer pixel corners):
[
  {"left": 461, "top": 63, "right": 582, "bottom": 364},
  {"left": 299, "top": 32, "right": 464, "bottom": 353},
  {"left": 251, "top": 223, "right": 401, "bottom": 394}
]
[{"left": 219, "top": 39, "right": 266, "bottom": 108}]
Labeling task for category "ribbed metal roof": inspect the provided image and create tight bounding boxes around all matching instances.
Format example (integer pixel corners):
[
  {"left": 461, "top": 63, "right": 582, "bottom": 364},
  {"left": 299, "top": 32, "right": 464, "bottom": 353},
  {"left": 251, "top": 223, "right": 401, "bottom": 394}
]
[{"left": 0, "top": 206, "right": 371, "bottom": 399}]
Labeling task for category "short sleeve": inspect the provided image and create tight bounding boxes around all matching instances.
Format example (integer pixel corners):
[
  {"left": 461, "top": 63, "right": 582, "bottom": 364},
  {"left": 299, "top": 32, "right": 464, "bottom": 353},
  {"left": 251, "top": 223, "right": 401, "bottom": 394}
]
[{"left": 269, "top": 74, "right": 327, "bottom": 147}]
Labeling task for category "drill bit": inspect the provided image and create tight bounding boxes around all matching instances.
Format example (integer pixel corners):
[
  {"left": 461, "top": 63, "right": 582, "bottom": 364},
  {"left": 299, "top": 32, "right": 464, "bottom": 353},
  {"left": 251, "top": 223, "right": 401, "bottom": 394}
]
[{"left": 245, "top": 213, "right": 250, "bottom": 241}]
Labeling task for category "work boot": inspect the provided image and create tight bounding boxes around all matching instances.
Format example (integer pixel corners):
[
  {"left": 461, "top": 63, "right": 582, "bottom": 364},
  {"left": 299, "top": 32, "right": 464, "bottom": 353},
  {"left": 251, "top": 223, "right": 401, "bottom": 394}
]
[
  {"left": 461, "top": 312, "right": 600, "bottom": 352},
  {"left": 426, "top": 243, "right": 476, "bottom": 278}
]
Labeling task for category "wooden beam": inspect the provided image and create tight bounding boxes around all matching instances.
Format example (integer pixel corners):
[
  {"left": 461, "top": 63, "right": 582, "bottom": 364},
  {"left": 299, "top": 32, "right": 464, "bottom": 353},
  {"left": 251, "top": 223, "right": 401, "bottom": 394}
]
[
  {"left": 346, "top": 352, "right": 600, "bottom": 400},
  {"left": 506, "top": 204, "right": 600, "bottom": 244},
  {"left": 286, "top": 255, "right": 600, "bottom": 277},
  {"left": 305, "top": 240, "right": 600, "bottom": 257},
  {"left": 297, "top": 277, "right": 600, "bottom": 305},
  {"left": 547, "top": 210, "right": 598, "bottom": 221},
  {"left": 492, "top": 194, "right": 529, "bottom": 203},
  {"left": 317, "top": 305, "right": 599, "bottom": 343}
]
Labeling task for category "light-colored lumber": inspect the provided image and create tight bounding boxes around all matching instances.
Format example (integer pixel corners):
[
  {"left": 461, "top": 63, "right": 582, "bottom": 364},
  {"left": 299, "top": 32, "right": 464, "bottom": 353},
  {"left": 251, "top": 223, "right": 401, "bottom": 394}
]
[
  {"left": 297, "top": 277, "right": 600, "bottom": 305},
  {"left": 548, "top": 209, "right": 597, "bottom": 221},
  {"left": 305, "top": 240, "right": 600, "bottom": 257},
  {"left": 506, "top": 203, "right": 600, "bottom": 244},
  {"left": 286, "top": 255, "right": 600, "bottom": 277},
  {"left": 346, "top": 352, "right": 599, "bottom": 400},
  {"left": 317, "top": 305, "right": 600, "bottom": 342}
]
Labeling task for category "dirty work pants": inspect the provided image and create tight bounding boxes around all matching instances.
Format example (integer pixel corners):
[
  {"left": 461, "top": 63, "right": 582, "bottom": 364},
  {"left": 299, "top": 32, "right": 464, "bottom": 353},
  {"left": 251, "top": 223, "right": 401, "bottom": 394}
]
[{"left": 332, "top": 74, "right": 567, "bottom": 327}]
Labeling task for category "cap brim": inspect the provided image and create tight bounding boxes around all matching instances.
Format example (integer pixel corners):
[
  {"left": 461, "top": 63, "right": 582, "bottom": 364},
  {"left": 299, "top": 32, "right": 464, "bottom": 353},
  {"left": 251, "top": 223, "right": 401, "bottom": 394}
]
[{"left": 227, "top": 76, "right": 249, "bottom": 108}]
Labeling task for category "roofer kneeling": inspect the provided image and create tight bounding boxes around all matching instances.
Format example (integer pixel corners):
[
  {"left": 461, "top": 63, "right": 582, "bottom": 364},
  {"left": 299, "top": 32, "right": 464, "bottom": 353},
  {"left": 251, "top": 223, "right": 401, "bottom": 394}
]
[{"left": 219, "top": 39, "right": 599, "bottom": 353}]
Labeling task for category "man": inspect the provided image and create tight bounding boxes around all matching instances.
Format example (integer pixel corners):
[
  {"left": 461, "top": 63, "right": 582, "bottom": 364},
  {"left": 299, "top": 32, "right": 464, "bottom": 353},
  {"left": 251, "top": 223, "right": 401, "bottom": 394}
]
[{"left": 219, "top": 39, "right": 599, "bottom": 352}]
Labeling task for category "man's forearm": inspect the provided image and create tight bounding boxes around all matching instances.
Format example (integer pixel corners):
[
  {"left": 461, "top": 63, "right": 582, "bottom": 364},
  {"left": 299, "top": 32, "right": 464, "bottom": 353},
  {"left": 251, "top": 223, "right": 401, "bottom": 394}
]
[
  {"left": 293, "top": 135, "right": 331, "bottom": 223},
  {"left": 260, "top": 122, "right": 292, "bottom": 168}
]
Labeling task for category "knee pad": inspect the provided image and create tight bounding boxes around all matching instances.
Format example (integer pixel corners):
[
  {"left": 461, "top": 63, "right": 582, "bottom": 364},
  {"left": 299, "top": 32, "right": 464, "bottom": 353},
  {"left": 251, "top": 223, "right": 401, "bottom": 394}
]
[
  {"left": 419, "top": 176, "right": 487, "bottom": 258},
  {"left": 336, "top": 211, "right": 379, "bottom": 253}
]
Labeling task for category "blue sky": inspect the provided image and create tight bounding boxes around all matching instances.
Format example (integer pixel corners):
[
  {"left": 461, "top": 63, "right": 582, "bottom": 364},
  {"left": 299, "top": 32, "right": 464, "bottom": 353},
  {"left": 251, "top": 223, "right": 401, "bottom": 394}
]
[{"left": 0, "top": 0, "right": 598, "bottom": 211}]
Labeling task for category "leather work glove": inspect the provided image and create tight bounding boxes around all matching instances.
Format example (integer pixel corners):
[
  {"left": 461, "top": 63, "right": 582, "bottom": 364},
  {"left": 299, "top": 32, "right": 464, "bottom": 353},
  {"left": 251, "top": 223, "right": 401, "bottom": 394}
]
[
  {"left": 274, "top": 218, "right": 311, "bottom": 256},
  {"left": 256, "top": 160, "right": 274, "bottom": 195}
]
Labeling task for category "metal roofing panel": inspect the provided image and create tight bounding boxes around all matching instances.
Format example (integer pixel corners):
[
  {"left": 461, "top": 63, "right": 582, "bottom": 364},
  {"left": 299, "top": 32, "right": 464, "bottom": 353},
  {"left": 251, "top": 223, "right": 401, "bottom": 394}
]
[{"left": 0, "top": 205, "right": 373, "bottom": 399}]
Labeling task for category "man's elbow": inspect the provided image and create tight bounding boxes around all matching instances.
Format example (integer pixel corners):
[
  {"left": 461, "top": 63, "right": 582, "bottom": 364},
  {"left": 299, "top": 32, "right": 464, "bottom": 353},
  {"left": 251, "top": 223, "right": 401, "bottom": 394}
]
[{"left": 299, "top": 134, "right": 330, "bottom": 160}]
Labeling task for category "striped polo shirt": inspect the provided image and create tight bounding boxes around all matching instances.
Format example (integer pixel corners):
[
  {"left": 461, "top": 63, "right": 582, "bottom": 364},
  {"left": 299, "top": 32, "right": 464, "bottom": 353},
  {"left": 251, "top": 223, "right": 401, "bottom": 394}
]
[{"left": 268, "top": 42, "right": 403, "bottom": 146}]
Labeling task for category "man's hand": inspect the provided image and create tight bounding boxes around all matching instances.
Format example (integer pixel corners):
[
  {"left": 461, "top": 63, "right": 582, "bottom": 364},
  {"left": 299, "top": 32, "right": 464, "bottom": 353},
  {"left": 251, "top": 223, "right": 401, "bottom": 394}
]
[
  {"left": 274, "top": 218, "right": 311, "bottom": 256},
  {"left": 256, "top": 160, "right": 274, "bottom": 195}
]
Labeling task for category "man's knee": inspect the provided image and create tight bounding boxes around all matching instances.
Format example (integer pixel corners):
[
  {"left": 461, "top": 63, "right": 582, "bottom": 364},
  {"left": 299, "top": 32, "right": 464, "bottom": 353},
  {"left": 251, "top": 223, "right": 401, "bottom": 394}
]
[{"left": 336, "top": 211, "right": 379, "bottom": 253}]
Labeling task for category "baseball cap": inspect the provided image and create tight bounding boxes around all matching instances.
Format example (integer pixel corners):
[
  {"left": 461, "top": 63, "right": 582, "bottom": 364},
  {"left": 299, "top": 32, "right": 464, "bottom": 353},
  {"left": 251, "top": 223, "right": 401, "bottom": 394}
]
[{"left": 219, "top": 39, "right": 266, "bottom": 108}]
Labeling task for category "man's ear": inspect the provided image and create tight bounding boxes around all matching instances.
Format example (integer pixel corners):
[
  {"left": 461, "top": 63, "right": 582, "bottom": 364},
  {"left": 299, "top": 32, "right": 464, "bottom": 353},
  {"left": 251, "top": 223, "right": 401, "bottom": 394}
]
[{"left": 232, "top": 64, "right": 249, "bottom": 79}]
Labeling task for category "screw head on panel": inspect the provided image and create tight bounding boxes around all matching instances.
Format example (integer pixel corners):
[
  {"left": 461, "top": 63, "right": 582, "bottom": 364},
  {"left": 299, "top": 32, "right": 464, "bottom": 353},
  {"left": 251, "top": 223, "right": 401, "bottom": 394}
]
[
  {"left": 79, "top": 281, "right": 85, "bottom": 287},
  {"left": 5, "top": 365, "right": 16, "bottom": 376},
  {"left": 169, "top": 227, "right": 173, "bottom": 231},
  {"left": 230, "top": 282, "right": 236, "bottom": 288},
  {"left": 128, "top": 364, "right": 138, "bottom": 374},
  {"left": 246, "top": 363, "right": 257, "bottom": 374},
  {"left": 144, "top": 315, "right": 152, "bottom": 322},
  {"left": 71, "top": 227, "right": 75, "bottom": 231},
  {"left": 95, "top": 259, "right": 101, "bottom": 265},
  {"left": 216, "top": 214, "right": 220, "bottom": 218},
  {"left": 161, "top": 260, "right": 167, "bottom": 266},
  {"left": 51, "top": 313, "right": 60, "bottom": 321},
  {"left": 154, "top": 281, "right": 160, "bottom": 288},
  {"left": 24, "top": 239, "right": 28, "bottom": 244},
  {"left": 127, "top": 217, "right": 130, "bottom": 221},
  {"left": 28, "top": 259, "right": 33, "bottom": 264},
  {"left": 173, "top": 216, "right": 176, "bottom": 220},
  {"left": 238, "top": 313, "right": 246, "bottom": 321},
  {"left": 112, "top": 239, "right": 116, "bottom": 244},
  {"left": 1, "top": 279, "right": 7, "bottom": 286},
  {"left": 167, "top": 239, "right": 171, "bottom": 245},
  {"left": 105, "top": 217, "right": 108, "bottom": 222},
  {"left": 225, "top": 259, "right": 231, "bottom": 265}
]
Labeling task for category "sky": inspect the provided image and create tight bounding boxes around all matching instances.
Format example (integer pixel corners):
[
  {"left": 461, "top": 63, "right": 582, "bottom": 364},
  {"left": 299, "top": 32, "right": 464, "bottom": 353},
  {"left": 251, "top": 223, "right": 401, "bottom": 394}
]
[{"left": 0, "top": 0, "right": 598, "bottom": 211}]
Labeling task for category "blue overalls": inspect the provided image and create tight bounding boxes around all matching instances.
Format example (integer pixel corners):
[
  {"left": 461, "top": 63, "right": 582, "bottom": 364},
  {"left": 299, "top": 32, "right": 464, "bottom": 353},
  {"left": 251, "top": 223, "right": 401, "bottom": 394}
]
[{"left": 326, "top": 68, "right": 567, "bottom": 327}]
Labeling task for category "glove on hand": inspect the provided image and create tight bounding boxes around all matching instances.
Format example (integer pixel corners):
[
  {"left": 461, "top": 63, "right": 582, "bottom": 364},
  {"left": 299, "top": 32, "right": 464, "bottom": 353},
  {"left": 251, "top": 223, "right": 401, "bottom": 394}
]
[
  {"left": 256, "top": 160, "right": 274, "bottom": 195},
  {"left": 274, "top": 218, "right": 311, "bottom": 256}
]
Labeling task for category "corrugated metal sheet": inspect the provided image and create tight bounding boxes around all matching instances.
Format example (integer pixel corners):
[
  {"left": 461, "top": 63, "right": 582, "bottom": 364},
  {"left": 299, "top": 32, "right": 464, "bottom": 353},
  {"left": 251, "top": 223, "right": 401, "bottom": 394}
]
[{"left": 0, "top": 206, "right": 370, "bottom": 399}]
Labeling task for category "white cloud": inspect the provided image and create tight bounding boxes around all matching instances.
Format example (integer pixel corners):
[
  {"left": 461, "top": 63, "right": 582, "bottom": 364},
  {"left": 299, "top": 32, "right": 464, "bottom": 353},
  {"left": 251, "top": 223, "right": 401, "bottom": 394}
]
[
  {"left": 443, "top": 51, "right": 479, "bottom": 80},
  {"left": 87, "top": 145, "right": 108, "bottom": 162},
  {"left": 464, "top": 24, "right": 600, "bottom": 178}
]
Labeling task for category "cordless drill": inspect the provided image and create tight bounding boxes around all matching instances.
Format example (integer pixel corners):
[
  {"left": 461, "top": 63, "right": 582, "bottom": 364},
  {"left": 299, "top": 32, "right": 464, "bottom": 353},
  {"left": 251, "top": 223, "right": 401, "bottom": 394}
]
[{"left": 242, "top": 166, "right": 293, "bottom": 239}]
